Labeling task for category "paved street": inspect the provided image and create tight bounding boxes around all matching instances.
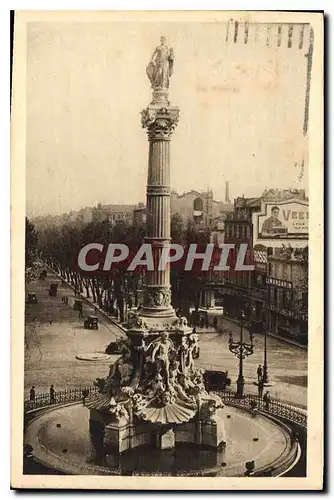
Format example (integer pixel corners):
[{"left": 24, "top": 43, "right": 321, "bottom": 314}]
[
  {"left": 25, "top": 271, "right": 307, "bottom": 409},
  {"left": 196, "top": 322, "right": 307, "bottom": 408},
  {"left": 24, "top": 272, "right": 124, "bottom": 397}
]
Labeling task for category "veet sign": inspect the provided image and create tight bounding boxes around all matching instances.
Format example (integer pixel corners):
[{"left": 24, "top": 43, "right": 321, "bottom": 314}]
[{"left": 252, "top": 199, "right": 309, "bottom": 248}]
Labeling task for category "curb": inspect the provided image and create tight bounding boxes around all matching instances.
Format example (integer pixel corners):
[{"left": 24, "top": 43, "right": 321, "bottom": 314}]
[
  {"left": 45, "top": 264, "right": 127, "bottom": 337},
  {"left": 220, "top": 317, "right": 307, "bottom": 350}
]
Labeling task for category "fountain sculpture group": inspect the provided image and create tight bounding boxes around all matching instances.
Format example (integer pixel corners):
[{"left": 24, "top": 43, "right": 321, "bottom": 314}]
[{"left": 86, "top": 37, "right": 226, "bottom": 454}]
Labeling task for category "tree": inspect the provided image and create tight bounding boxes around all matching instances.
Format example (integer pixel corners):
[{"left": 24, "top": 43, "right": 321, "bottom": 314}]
[
  {"left": 171, "top": 213, "right": 184, "bottom": 244},
  {"left": 25, "top": 218, "right": 38, "bottom": 268}
]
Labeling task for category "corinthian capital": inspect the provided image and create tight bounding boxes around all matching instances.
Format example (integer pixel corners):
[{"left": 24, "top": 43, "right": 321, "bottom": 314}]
[{"left": 141, "top": 106, "right": 180, "bottom": 140}]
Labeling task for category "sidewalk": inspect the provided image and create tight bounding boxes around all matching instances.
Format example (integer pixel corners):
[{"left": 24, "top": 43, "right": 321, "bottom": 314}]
[
  {"left": 220, "top": 316, "right": 307, "bottom": 350},
  {"left": 45, "top": 264, "right": 127, "bottom": 337}
]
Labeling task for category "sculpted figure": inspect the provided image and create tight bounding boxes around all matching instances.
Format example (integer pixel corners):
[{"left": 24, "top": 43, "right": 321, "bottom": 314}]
[
  {"left": 152, "top": 373, "right": 165, "bottom": 397},
  {"left": 169, "top": 359, "right": 195, "bottom": 404},
  {"left": 180, "top": 335, "right": 189, "bottom": 374},
  {"left": 186, "top": 333, "right": 200, "bottom": 373},
  {"left": 115, "top": 358, "right": 133, "bottom": 387},
  {"left": 151, "top": 331, "right": 174, "bottom": 385},
  {"left": 132, "top": 393, "right": 148, "bottom": 412},
  {"left": 199, "top": 394, "right": 223, "bottom": 423},
  {"left": 146, "top": 36, "right": 174, "bottom": 89},
  {"left": 108, "top": 397, "right": 129, "bottom": 423}
]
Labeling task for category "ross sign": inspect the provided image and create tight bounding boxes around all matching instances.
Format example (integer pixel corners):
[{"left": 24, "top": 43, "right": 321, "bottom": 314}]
[
  {"left": 253, "top": 244, "right": 267, "bottom": 272},
  {"left": 266, "top": 276, "right": 293, "bottom": 289},
  {"left": 252, "top": 199, "right": 309, "bottom": 249}
]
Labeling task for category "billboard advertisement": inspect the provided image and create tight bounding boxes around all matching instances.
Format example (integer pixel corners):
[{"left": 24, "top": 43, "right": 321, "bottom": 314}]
[
  {"left": 253, "top": 244, "right": 267, "bottom": 273},
  {"left": 252, "top": 199, "right": 309, "bottom": 248}
]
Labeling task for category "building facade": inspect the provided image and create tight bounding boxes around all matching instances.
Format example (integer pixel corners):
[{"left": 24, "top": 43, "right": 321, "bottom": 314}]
[
  {"left": 210, "top": 209, "right": 257, "bottom": 323},
  {"left": 204, "top": 189, "right": 309, "bottom": 340},
  {"left": 133, "top": 203, "right": 147, "bottom": 227},
  {"left": 267, "top": 246, "right": 308, "bottom": 344},
  {"left": 170, "top": 186, "right": 232, "bottom": 228},
  {"left": 92, "top": 203, "right": 136, "bottom": 226}
]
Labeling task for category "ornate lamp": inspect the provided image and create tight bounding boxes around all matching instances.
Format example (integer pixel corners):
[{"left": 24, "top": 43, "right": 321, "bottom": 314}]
[{"left": 228, "top": 310, "right": 254, "bottom": 397}]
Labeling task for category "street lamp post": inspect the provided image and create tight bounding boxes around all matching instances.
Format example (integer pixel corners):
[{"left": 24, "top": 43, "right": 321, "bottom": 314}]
[{"left": 228, "top": 310, "right": 254, "bottom": 398}]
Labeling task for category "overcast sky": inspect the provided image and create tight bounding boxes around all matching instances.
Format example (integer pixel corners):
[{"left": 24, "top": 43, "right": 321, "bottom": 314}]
[{"left": 26, "top": 21, "right": 310, "bottom": 217}]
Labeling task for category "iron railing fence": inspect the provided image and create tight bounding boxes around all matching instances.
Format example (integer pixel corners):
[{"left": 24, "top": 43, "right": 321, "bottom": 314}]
[
  {"left": 24, "top": 385, "right": 307, "bottom": 428},
  {"left": 24, "top": 385, "right": 99, "bottom": 412},
  {"left": 215, "top": 389, "right": 307, "bottom": 428}
]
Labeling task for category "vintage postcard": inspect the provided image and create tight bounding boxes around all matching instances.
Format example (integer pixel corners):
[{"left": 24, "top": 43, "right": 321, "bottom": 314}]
[{"left": 11, "top": 10, "right": 323, "bottom": 490}]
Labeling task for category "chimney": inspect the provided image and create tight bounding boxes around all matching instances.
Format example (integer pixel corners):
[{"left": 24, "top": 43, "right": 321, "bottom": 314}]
[{"left": 225, "top": 181, "right": 230, "bottom": 204}]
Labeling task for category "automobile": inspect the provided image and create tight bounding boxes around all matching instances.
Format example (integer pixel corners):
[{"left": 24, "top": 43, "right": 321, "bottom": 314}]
[
  {"left": 49, "top": 283, "right": 58, "bottom": 296},
  {"left": 250, "top": 320, "right": 264, "bottom": 334},
  {"left": 84, "top": 315, "right": 99, "bottom": 330},
  {"left": 73, "top": 299, "right": 83, "bottom": 311},
  {"left": 203, "top": 370, "right": 231, "bottom": 391},
  {"left": 105, "top": 339, "right": 124, "bottom": 354},
  {"left": 27, "top": 292, "right": 38, "bottom": 304}
]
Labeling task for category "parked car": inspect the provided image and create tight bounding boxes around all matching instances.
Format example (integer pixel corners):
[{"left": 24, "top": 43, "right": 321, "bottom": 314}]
[
  {"left": 49, "top": 283, "right": 58, "bottom": 296},
  {"left": 84, "top": 316, "right": 99, "bottom": 330},
  {"left": 73, "top": 299, "right": 83, "bottom": 311},
  {"left": 105, "top": 339, "right": 124, "bottom": 355},
  {"left": 204, "top": 370, "right": 231, "bottom": 391}
]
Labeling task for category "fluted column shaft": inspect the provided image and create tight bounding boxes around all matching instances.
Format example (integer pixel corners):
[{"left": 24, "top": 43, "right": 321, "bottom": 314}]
[{"left": 141, "top": 105, "right": 179, "bottom": 318}]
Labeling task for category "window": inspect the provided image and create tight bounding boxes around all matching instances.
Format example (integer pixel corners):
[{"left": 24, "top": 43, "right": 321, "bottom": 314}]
[
  {"left": 282, "top": 290, "right": 289, "bottom": 308},
  {"left": 273, "top": 288, "right": 278, "bottom": 304},
  {"left": 193, "top": 198, "right": 203, "bottom": 211}
]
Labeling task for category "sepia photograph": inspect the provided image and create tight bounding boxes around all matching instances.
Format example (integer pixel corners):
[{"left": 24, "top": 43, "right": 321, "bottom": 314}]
[{"left": 11, "top": 10, "right": 323, "bottom": 490}]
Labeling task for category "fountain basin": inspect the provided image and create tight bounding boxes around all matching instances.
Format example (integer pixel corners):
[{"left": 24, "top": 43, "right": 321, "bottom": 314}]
[{"left": 24, "top": 402, "right": 297, "bottom": 476}]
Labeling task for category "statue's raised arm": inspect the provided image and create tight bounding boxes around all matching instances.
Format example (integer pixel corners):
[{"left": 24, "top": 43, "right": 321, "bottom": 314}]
[{"left": 146, "top": 36, "right": 174, "bottom": 89}]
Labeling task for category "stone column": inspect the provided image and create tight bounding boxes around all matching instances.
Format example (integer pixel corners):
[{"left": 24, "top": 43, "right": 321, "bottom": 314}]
[{"left": 141, "top": 94, "right": 179, "bottom": 320}]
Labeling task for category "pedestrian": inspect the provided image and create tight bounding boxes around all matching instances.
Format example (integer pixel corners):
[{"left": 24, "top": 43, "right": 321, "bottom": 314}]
[
  {"left": 263, "top": 391, "right": 270, "bottom": 410},
  {"left": 29, "top": 386, "right": 36, "bottom": 401},
  {"left": 78, "top": 303, "right": 83, "bottom": 318},
  {"left": 258, "top": 379, "right": 264, "bottom": 398},
  {"left": 82, "top": 388, "right": 89, "bottom": 404},
  {"left": 65, "top": 296, "right": 68, "bottom": 305},
  {"left": 50, "top": 385, "right": 56, "bottom": 404},
  {"left": 257, "top": 364, "right": 263, "bottom": 382},
  {"left": 192, "top": 326, "right": 197, "bottom": 334}
]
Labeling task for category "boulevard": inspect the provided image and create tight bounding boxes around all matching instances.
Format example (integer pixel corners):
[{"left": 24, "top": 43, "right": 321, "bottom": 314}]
[
  {"left": 25, "top": 270, "right": 307, "bottom": 408},
  {"left": 24, "top": 272, "right": 124, "bottom": 398}
]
